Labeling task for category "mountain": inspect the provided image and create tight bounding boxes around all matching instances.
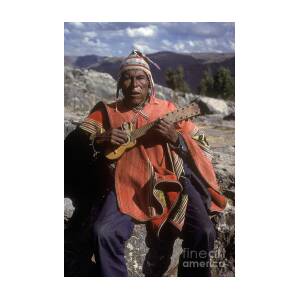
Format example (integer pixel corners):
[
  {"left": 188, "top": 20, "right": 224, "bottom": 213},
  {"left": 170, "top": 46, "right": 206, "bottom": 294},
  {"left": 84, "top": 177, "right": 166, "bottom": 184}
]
[
  {"left": 64, "top": 56, "right": 78, "bottom": 66},
  {"left": 65, "top": 51, "right": 235, "bottom": 94}
]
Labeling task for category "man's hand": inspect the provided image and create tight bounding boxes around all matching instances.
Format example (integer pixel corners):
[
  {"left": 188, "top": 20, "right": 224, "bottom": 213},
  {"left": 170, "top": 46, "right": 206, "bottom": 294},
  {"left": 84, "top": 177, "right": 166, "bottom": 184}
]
[
  {"left": 95, "top": 128, "right": 128, "bottom": 146},
  {"left": 152, "top": 118, "right": 179, "bottom": 145}
]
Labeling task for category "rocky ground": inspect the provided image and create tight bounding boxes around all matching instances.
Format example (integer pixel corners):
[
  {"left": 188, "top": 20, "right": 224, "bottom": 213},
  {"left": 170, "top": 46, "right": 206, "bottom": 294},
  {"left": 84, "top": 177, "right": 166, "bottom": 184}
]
[{"left": 64, "top": 66, "right": 235, "bottom": 277}]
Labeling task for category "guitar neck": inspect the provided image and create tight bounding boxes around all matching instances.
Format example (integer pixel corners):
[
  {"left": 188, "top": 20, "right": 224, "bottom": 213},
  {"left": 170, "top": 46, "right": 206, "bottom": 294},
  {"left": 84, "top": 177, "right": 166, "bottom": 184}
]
[
  {"left": 130, "top": 101, "right": 201, "bottom": 140},
  {"left": 131, "top": 121, "right": 156, "bottom": 140}
]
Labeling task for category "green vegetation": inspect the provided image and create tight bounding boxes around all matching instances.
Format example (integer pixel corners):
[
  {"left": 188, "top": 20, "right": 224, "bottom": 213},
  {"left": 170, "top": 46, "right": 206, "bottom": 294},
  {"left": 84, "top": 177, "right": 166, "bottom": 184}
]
[
  {"left": 198, "top": 67, "right": 235, "bottom": 100},
  {"left": 165, "top": 66, "right": 191, "bottom": 93},
  {"left": 164, "top": 65, "right": 235, "bottom": 100}
]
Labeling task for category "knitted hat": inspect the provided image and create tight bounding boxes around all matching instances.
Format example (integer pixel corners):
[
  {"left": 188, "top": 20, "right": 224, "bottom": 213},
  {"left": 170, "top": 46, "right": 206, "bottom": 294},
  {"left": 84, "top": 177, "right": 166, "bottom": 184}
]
[{"left": 116, "top": 49, "right": 160, "bottom": 99}]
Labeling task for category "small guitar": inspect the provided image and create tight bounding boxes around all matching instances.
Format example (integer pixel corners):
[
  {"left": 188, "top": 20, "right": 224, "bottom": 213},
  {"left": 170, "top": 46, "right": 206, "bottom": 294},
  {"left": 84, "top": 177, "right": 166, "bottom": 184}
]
[{"left": 105, "top": 99, "right": 203, "bottom": 160}]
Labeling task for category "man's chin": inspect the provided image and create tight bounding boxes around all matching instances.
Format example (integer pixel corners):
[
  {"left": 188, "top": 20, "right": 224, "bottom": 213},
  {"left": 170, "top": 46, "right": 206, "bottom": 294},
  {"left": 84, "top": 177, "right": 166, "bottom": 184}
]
[{"left": 125, "top": 96, "right": 145, "bottom": 106}]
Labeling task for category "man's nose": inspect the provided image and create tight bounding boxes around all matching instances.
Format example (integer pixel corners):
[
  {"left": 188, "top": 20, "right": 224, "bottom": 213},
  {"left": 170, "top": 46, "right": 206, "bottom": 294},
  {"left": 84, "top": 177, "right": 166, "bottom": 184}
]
[{"left": 130, "top": 77, "right": 138, "bottom": 87}]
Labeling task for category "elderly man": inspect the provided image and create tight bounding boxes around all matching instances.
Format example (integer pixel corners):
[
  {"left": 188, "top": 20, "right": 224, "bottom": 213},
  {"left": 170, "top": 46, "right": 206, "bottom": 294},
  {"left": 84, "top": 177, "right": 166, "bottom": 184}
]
[{"left": 69, "top": 50, "right": 226, "bottom": 277}]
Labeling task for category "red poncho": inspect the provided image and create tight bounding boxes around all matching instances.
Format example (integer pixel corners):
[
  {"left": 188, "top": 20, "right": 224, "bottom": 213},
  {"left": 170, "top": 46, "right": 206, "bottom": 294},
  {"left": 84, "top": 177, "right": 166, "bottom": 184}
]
[{"left": 80, "top": 97, "right": 227, "bottom": 237}]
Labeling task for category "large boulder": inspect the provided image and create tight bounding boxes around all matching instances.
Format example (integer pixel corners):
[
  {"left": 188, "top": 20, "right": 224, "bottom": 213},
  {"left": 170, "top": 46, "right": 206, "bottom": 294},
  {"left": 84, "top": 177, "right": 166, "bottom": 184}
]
[
  {"left": 196, "top": 96, "right": 230, "bottom": 115},
  {"left": 64, "top": 197, "right": 75, "bottom": 223},
  {"left": 64, "top": 66, "right": 117, "bottom": 112}
]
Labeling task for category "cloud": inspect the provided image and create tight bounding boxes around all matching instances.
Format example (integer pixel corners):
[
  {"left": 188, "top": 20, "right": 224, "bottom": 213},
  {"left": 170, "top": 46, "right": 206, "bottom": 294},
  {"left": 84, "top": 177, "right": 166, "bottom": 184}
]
[
  {"left": 126, "top": 25, "right": 157, "bottom": 38},
  {"left": 84, "top": 31, "right": 97, "bottom": 38},
  {"left": 162, "top": 39, "right": 171, "bottom": 47},
  {"left": 204, "top": 38, "right": 218, "bottom": 47},
  {"left": 64, "top": 22, "right": 235, "bottom": 56},
  {"left": 133, "top": 42, "right": 156, "bottom": 54},
  {"left": 82, "top": 37, "right": 107, "bottom": 48},
  {"left": 174, "top": 42, "right": 186, "bottom": 51},
  {"left": 71, "top": 22, "right": 84, "bottom": 28},
  {"left": 103, "top": 29, "right": 125, "bottom": 38}
]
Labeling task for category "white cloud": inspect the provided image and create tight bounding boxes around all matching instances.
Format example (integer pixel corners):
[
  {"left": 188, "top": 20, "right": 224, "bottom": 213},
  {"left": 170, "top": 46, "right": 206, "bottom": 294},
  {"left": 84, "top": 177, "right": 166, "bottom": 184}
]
[
  {"left": 71, "top": 22, "right": 84, "bottom": 28},
  {"left": 82, "top": 37, "right": 108, "bottom": 49},
  {"left": 64, "top": 23, "right": 234, "bottom": 56},
  {"left": 133, "top": 42, "right": 155, "bottom": 54},
  {"left": 204, "top": 38, "right": 218, "bottom": 47},
  {"left": 174, "top": 42, "right": 185, "bottom": 51},
  {"left": 126, "top": 25, "right": 157, "bottom": 38},
  {"left": 162, "top": 39, "right": 171, "bottom": 46},
  {"left": 84, "top": 31, "right": 97, "bottom": 38},
  {"left": 105, "top": 29, "right": 125, "bottom": 37}
]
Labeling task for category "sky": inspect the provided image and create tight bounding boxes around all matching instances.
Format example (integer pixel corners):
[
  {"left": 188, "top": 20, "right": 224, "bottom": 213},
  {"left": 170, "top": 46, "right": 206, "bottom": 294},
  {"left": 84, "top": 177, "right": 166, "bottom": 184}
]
[{"left": 64, "top": 22, "right": 235, "bottom": 57}]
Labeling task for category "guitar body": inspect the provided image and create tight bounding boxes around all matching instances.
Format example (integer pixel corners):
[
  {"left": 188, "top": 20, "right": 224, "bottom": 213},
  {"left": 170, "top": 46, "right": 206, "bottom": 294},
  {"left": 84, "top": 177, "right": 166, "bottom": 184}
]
[{"left": 105, "top": 140, "right": 137, "bottom": 160}]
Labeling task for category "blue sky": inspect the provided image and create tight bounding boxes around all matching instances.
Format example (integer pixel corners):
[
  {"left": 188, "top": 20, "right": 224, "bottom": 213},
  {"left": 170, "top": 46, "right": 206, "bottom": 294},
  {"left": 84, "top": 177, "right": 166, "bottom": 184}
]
[{"left": 64, "top": 22, "right": 234, "bottom": 56}]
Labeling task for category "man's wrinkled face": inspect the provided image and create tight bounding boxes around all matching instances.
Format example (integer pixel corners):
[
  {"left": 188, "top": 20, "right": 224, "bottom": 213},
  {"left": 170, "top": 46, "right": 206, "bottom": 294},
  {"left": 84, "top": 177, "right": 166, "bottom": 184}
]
[{"left": 120, "top": 69, "right": 150, "bottom": 106}]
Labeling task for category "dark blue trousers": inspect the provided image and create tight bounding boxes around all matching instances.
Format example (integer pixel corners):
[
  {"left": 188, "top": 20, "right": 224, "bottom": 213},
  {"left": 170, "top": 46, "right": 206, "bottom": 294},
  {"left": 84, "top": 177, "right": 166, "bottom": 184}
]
[
  {"left": 177, "top": 175, "right": 216, "bottom": 276},
  {"left": 92, "top": 171, "right": 216, "bottom": 277},
  {"left": 92, "top": 189, "right": 134, "bottom": 276}
]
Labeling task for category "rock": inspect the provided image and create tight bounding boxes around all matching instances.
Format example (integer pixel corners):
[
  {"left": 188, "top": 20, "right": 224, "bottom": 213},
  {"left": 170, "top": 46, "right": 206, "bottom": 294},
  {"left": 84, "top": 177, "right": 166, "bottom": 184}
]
[
  {"left": 227, "top": 100, "right": 235, "bottom": 115},
  {"left": 197, "top": 96, "right": 229, "bottom": 115},
  {"left": 64, "top": 198, "right": 75, "bottom": 223},
  {"left": 124, "top": 224, "right": 147, "bottom": 276},
  {"left": 64, "top": 111, "right": 86, "bottom": 138},
  {"left": 224, "top": 112, "right": 235, "bottom": 120},
  {"left": 154, "top": 85, "right": 175, "bottom": 101},
  {"left": 124, "top": 224, "right": 183, "bottom": 277},
  {"left": 64, "top": 66, "right": 117, "bottom": 112},
  {"left": 64, "top": 119, "right": 77, "bottom": 138},
  {"left": 64, "top": 66, "right": 230, "bottom": 114},
  {"left": 211, "top": 202, "right": 235, "bottom": 276}
]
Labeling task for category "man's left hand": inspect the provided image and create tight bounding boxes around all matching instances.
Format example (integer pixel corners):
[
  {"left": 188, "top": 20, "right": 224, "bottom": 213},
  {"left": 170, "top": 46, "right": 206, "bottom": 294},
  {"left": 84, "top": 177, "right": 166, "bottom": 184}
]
[{"left": 152, "top": 119, "right": 179, "bottom": 145}]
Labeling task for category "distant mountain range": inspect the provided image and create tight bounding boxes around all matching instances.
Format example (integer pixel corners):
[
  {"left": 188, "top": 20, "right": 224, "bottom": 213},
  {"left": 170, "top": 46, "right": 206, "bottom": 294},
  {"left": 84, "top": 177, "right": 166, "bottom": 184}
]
[{"left": 64, "top": 51, "right": 235, "bottom": 93}]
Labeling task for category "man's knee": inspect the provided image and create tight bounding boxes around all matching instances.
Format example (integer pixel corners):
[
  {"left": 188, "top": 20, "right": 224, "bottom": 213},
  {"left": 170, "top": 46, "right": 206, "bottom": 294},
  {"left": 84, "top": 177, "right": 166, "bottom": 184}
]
[
  {"left": 92, "top": 218, "right": 133, "bottom": 245},
  {"left": 92, "top": 221, "right": 116, "bottom": 243}
]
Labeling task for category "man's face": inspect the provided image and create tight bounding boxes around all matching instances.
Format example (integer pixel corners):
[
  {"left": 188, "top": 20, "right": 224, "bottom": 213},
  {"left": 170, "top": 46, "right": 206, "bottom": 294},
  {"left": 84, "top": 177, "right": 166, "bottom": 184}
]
[{"left": 120, "top": 69, "right": 150, "bottom": 107}]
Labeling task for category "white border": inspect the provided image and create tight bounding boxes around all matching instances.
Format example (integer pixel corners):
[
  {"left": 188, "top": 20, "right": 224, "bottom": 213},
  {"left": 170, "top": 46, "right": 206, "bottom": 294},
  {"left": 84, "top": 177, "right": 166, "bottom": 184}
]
[{"left": 1, "top": 1, "right": 300, "bottom": 299}]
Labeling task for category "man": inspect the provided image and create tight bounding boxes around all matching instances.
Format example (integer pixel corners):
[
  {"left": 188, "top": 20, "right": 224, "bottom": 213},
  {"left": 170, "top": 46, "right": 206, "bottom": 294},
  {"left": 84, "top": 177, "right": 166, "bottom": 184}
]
[{"left": 69, "top": 50, "right": 227, "bottom": 277}]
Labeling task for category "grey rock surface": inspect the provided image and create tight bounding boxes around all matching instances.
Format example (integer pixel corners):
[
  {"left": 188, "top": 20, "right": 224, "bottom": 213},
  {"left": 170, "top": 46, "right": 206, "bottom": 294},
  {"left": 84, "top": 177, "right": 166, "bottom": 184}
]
[
  {"left": 124, "top": 224, "right": 183, "bottom": 277},
  {"left": 64, "top": 66, "right": 117, "bottom": 112},
  {"left": 64, "top": 66, "right": 231, "bottom": 117},
  {"left": 64, "top": 198, "right": 75, "bottom": 222},
  {"left": 197, "top": 96, "right": 229, "bottom": 115}
]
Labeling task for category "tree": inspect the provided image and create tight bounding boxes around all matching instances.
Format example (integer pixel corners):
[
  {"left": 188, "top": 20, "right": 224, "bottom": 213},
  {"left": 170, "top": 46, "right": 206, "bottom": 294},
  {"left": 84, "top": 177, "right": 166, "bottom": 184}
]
[
  {"left": 197, "top": 67, "right": 235, "bottom": 100},
  {"left": 198, "top": 70, "right": 214, "bottom": 96},
  {"left": 165, "top": 66, "right": 190, "bottom": 93},
  {"left": 214, "top": 67, "right": 235, "bottom": 100}
]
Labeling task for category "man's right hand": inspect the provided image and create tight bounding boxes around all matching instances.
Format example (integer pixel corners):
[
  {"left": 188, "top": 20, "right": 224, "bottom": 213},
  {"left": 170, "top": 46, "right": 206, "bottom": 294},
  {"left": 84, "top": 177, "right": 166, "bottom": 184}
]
[{"left": 95, "top": 128, "right": 129, "bottom": 146}]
